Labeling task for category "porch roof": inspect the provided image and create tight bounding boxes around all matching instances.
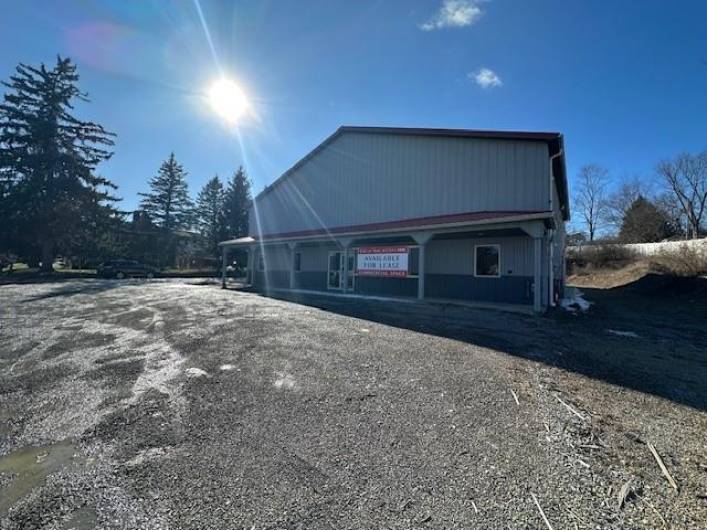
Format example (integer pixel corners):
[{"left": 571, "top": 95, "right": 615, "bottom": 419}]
[{"left": 219, "top": 210, "right": 551, "bottom": 247}]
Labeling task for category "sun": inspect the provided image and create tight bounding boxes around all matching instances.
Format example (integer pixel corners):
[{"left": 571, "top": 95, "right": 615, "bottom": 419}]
[{"left": 208, "top": 79, "right": 248, "bottom": 123}]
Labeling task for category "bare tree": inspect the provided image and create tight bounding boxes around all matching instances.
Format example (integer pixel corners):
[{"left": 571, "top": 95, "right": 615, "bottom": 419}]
[
  {"left": 605, "top": 176, "right": 649, "bottom": 231},
  {"left": 574, "top": 164, "right": 610, "bottom": 241},
  {"left": 655, "top": 192, "right": 687, "bottom": 237},
  {"left": 657, "top": 152, "right": 707, "bottom": 239}
]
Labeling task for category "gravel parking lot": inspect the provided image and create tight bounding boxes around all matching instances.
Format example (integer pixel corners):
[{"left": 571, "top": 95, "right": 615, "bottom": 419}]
[{"left": 1, "top": 278, "right": 706, "bottom": 529}]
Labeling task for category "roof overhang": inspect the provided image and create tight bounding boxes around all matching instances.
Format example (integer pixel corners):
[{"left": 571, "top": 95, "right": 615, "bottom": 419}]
[
  {"left": 220, "top": 210, "right": 553, "bottom": 247},
  {"left": 219, "top": 236, "right": 256, "bottom": 247}
]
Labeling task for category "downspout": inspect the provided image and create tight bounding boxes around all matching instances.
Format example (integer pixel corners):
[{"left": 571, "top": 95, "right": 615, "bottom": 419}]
[
  {"left": 548, "top": 229, "right": 555, "bottom": 306},
  {"left": 548, "top": 150, "right": 562, "bottom": 307},
  {"left": 549, "top": 149, "right": 563, "bottom": 213}
]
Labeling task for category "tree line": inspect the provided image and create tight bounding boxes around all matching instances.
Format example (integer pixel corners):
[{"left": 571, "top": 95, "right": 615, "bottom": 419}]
[
  {"left": 137, "top": 153, "right": 251, "bottom": 266},
  {"left": 572, "top": 152, "right": 707, "bottom": 244},
  {"left": 0, "top": 57, "right": 251, "bottom": 272}
]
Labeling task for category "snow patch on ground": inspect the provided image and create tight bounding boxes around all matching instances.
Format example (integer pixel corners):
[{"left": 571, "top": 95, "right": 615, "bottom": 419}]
[
  {"left": 185, "top": 367, "right": 208, "bottom": 378},
  {"left": 219, "top": 364, "right": 236, "bottom": 371},
  {"left": 560, "top": 290, "right": 592, "bottom": 313},
  {"left": 606, "top": 329, "right": 641, "bottom": 338},
  {"left": 274, "top": 371, "right": 296, "bottom": 390}
]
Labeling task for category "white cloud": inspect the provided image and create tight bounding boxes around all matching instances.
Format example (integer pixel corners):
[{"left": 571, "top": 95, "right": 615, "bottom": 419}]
[
  {"left": 471, "top": 68, "right": 502, "bottom": 89},
  {"left": 420, "top": 0, "right": 485, "bottom": 31}
]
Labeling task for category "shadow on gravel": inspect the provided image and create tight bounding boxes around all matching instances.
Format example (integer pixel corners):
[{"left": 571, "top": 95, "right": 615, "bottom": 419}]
[
  {"left": 20, "top": 280, "right": 128, "bottom": 302},
  {"left": 233, "top": 274, "right": 707, "bottom": 412}
]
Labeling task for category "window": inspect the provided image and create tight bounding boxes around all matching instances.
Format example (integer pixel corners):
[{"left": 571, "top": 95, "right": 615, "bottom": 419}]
[
  {"left": 475, "top": 245, "right": 500, "bottom": 277},
  {"left": 257, "top": 254, "right": 264, "bottom": 271},
  {"left": 294, "top": 252, "right": 301, "bottom": 272}
]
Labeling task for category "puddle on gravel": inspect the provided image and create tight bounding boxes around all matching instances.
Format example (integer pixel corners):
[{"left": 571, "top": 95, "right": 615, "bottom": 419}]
[{"left": 0, "top": 440, "right": 83, "bottom": 515}]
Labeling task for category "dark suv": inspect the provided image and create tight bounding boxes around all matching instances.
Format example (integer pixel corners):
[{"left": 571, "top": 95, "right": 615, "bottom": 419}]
[{"left": 97, "top": 260, "right": 159, "bottom": 279}]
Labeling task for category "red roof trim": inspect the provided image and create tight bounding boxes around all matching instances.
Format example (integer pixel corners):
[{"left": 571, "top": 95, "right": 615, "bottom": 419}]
[{"left": 255, "top": 210, "right": 549, "bottom": 240}]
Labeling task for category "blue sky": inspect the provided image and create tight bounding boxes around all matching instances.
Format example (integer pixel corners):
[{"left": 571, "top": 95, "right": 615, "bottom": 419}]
[{"left": 2, "top": 0, "right": 706, "bottom": 230}]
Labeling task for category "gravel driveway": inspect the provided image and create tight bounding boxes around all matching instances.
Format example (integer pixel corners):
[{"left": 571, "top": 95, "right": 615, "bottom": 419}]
[{"left": 1, "top": 279, "right": 705, "bottom": 529}]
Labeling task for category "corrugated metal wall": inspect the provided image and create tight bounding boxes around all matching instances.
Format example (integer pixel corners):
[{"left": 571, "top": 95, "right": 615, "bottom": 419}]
[
  {"left": 249, "top": 132, "right": 551, "bottom": 236},
  {"left": 256, "top": 245, "right": 290, "bottom": 270},
  {"left": 297, "top": 243, "right": 337, "bottom": 272},
  {"left": 426, "top": 236, "right": 534, "bottom": 276}
]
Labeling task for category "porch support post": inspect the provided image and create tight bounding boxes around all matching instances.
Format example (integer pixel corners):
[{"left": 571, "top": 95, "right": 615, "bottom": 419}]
[
  {"left": 221, "top": 245, "right": 228, "bottom": 289},
  {"left": 288, "top": 242, "right": 297, "bottom": 290},
  {"left": 247, "top": 245, "right": 255, "bottom": 285},
  {"left": 250, "top": 246, "right": 257, "bottom": 286},
  {"left": 338, "top": 238, "right": 352, "bottom": 293},
  {"left": 520, "top": 221, "right": 546, "bottom": 313},
  {"left": 533, "top": 236, "right": 542, "bottom": 313},
  {"left": 411, "top": 232, "right": 434, "bottom": 300}
]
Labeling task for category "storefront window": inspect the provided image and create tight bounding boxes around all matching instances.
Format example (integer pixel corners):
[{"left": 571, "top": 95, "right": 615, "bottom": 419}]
[{"left": 475, "top": 245, "right": 500, "bottom": 277}]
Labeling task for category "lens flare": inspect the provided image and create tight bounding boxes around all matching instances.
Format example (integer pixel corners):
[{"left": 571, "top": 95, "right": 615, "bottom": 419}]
[{"left": 208, "top": 79, "right": 248, "bottom": 123}]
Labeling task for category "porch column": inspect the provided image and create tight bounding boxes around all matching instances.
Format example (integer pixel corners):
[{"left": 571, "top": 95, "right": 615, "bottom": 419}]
[
  {"left": 412, "top": 232, "right": 434, "bottom": 300},
  {"left": 250, "top": 247, "right": 257, "bottom": 286},
  {"left": 288, "top": 242, "right": 297, "bottom": 290},
  {"left": 221, "top": 245, "right": 227, "bottom": 289},
  {"left": 339, "top": 238, "right": 352, "bottom": 293},
  {"left": 520, "top": 221, "right": 546, "bottom": 313},
  {"left": 533, "top": 236, "right": 542, "bottom": 313},
  {"left": 247, "top": 246, "right": 254, "bottom": 285}
]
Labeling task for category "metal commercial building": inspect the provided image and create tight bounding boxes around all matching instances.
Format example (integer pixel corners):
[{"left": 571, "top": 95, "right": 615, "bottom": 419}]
[{"left": 220, "top": 126, "right": 568, "bottom": 312}]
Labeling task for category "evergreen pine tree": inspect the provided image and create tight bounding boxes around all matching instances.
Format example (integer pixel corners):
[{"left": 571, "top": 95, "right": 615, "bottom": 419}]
[
  {"left": 224, "top": 166, "right": 251, "bottom": 237},
  {"left": 195, "top": 175, "right": 226, "bottom": 260},
  {"left": 0, "top": 57, "right": 118, "bottom": 271},
  {"left": 619, "top": 196, "right": 675, "bottom": 243},
  {"left": 139, "top": 153, "right": 193, "bottom": 232}
]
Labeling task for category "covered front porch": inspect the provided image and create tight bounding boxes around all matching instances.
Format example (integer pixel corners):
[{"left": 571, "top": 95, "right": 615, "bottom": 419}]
[{"left": 219, "top": 217, "right": 556, "bottom": 313}]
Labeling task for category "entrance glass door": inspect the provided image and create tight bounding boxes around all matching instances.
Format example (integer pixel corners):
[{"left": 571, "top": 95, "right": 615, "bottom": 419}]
[{"left": 327, "top": 252, "right": 342, "bottom": 290}]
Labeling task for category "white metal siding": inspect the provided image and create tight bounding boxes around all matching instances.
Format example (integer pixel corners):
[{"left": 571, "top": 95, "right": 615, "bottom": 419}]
[
  {"left": 257, "top": 245, "right": 290, "bottom": 271},
  {"left": 249, "top": 132, "right": 551, "bottom": 236},
  {"left": 426, "top": 237, "right": 535, "bottom": 276}
]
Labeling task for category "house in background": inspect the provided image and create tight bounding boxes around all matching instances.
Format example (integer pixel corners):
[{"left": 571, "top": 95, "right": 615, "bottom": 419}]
[
  {"left": 115, "top": 211, "right": 214, "bottom": 270},
  {"left": 220, "top": 126, "right": 568, "bottom": 312}
]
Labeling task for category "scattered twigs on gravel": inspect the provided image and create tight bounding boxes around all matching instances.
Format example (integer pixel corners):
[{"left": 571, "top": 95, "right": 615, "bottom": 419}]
[
  {"left": 617, "top": 479, "right": 633, "bottom": 509},
  {"left": 510, "top": 388, "right": 520, "bottom": 405},
  {"left": 560, "top": 452, "right": 590, "bottom": 469},
  {"left": 530, "top": 493, "right": 554, "bottom": 530},
  {"left": 635, "top": 492, "right": 669, "bottom": 529},
  {"left": 556, "top": 395, "right": 586, "bottom": 421},
  {"left": 647, "top": 443, "right": 678, "bottom": 490}
]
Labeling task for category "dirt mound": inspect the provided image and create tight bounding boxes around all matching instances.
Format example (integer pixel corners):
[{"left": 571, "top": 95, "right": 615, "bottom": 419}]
[
  {"left": 569, "top": 261, "right": 707, "bottom": 297},
  {"left": 568, "top": 261, "right": 651, "bottom": 289}
]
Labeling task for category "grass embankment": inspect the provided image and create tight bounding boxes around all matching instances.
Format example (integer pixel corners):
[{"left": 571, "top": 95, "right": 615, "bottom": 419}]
[{"left": 568, "top": 243, "right": 707, "bottom": 290}]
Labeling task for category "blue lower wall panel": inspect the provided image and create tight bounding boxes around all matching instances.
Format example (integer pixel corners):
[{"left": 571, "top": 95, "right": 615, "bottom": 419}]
[
  {"left": 354, "top": 276, "right": 418, "bottom": 297},
  {"left": 295, "top": 271, "right": 328, "bottom": 291},
  {"left": 425, "top": 274, "right": 533, "bottom": 304},
  {"left": 255, "top": 270, "right": 532, "bottom": 306},
  {"left": 254, "top": 270, "right": 290, "bottom": 289}
]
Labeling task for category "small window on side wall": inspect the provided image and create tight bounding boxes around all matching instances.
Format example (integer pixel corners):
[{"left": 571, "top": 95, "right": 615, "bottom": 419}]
[
  {"left": 294, "top": 252, "right": 301, "bottom": 272},
  {"left": 475, "top": 245, "right": 500, "bottom": 278},
  {"left": 258, "top": 254, "right": 264, "bottom": 271}
]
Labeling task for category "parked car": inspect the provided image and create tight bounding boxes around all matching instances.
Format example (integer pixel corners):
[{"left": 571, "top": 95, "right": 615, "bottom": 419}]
[{"left": 97, "top": 260, "right": 159, "bottom": 279}]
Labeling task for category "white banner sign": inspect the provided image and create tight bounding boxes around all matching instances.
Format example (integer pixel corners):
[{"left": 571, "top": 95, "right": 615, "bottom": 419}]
[{"left": 356, "top": 246, "right": 409, "bottom": 277}]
